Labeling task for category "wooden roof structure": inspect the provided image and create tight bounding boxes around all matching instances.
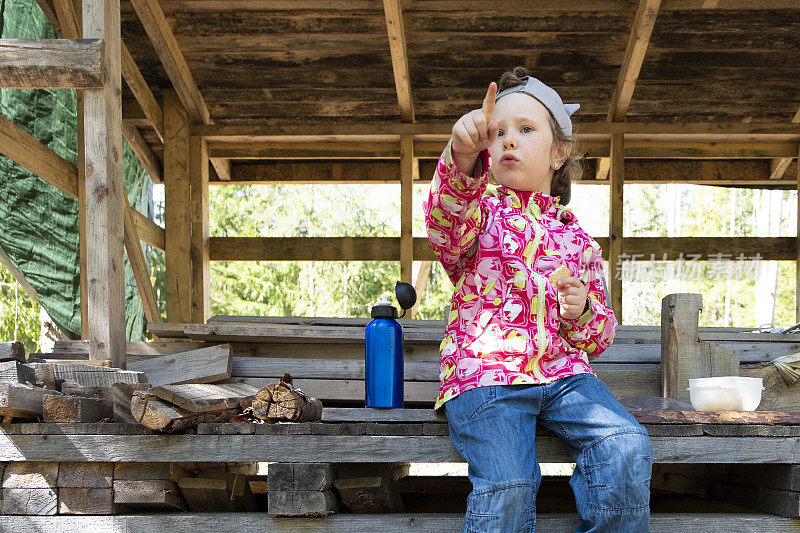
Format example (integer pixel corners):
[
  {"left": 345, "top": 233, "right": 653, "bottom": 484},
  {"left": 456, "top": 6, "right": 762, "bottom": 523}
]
[{"left": 0, "top": 0, "right": 799, "bottom": 365}]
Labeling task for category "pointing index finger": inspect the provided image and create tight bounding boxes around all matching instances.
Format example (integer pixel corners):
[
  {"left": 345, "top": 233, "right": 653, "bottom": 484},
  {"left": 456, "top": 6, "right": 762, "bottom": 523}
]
[{"left": 482, "top": 82, "right": 497, "bottom": 122}]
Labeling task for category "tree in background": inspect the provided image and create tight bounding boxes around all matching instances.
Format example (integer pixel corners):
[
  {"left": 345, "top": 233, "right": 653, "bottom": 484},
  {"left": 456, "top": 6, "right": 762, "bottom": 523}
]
[{"left": 0, "top": 262, "right": 39, "bottom": 352}]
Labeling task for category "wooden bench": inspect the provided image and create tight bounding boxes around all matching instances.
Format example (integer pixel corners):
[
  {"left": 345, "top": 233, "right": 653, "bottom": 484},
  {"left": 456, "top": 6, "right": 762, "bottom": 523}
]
[{"left": 3, "top": 293, "right": 800, "bottom": 530}]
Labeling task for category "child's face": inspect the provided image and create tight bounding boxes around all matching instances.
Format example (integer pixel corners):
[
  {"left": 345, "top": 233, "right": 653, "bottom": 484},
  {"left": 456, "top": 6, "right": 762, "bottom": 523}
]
[{"left": 488, "top": 93, "right": 562, "bottom": 193}]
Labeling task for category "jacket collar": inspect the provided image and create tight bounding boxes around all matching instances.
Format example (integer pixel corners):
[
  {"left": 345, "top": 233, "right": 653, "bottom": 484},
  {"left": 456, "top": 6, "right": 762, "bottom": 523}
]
[{"left": 488, "top": 185, "right": 577, "bottom": 224}]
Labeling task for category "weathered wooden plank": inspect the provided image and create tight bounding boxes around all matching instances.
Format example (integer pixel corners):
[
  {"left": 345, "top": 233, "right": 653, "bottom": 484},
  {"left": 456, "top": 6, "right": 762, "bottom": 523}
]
[
  {"left": 0, "top": 382, "right": 61, "bottom": 419},
  {"left": 42, "top": 394, "right": 110, "bottom": 423},
  {"left": 661, "top": 293, "right": 703, "bottom": 402},
  {"left": 57, "top": 462, "right": 113, "bottom": 488},
  {"left": 112, "top": 383, "right": 153, "bottom": 423},
  {"left": 0, "top": 39, "right": 103, "bottom": 88},
  {"left": 636, "top": 411, "right": 800, "bottom": 425},
  {"left": 2, "top": 512, "right": 800, "bottom": 533},
  {"left": 2, "top": 488, "right": 57, "bottom": 515},
  {"left": 189, "top": 135, "right": 210, "bottom": 323},
  {"left": 3, "top": 462, "right": 58, "bottom": 487},
  {"left": 146, "top": 383, "right": 258, "bottom": 412},
  {"left": 400, "top": 135, "right": 414, "bottom": 284},
  {"left": 127, "top": 344, "right": 233, "bottom": 386},
  {"left": 128, "top": 0, "right": 211, "bottom": 124},
  {"left": 0, "top": 361, "right": 37, "bottom": 384},
  {"left": 58, "top": 488, "right": 115, "bottom": 515},
  {"left": 0, "top": 433, "right": 800, "bottom": 463},
  {"left": 84, "top": 0, "right": 125, "bottom": 367},
  {"left": 179, "top": 474, "right": 257, "bottom": 512},
  {"left": 28, "top": 362, "right": 145, "bottom": 388},
  {"left": 114, "top": 462, "right": 195, "bottom": 482},
  {"left": 113, "top": 479, "right": 186, "bottom": 510},
  {"left": 163, "top": 89, "right": 193, "bottom": 323}
]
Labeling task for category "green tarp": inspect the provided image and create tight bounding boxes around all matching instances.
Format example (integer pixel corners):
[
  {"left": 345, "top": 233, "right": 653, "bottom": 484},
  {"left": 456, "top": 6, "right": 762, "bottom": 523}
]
[{"left": 0, "top": 0, "right": 152, "bottom": 341}]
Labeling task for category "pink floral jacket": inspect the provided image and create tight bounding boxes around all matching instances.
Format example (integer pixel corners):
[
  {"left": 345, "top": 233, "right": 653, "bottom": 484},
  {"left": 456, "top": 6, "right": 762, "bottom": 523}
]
[{"left": 424, "top": 140, "right": 618, "bottom": 411}]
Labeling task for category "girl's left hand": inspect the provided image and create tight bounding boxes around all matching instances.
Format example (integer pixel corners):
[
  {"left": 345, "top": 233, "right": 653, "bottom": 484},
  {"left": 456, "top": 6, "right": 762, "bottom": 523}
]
[{"left": 556, "top": 277, "right": 588, "bottom": 320}]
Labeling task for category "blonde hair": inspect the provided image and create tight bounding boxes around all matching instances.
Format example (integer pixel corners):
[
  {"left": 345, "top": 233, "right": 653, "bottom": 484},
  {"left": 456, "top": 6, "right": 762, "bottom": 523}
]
[{"left": 497, "top": 67, "right": 585, "bottom": 205}]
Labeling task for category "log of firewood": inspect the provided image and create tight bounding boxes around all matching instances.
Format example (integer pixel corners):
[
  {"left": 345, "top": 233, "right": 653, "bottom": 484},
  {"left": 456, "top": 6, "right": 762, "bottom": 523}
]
[{"left": 253, "top": 380, "right": 322, "bottom": 422}]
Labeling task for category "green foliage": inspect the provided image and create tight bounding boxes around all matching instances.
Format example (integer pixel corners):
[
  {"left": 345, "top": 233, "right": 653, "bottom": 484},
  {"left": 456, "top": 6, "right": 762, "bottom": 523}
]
[{"left": 0, "top": 263, "right": 40, "bottom": 352}]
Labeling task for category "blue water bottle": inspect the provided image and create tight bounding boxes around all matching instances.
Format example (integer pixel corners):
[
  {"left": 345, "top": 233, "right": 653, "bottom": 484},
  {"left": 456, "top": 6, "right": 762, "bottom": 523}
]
[{"left": 365, "top": 282, "right": 417, "bottom": 408}]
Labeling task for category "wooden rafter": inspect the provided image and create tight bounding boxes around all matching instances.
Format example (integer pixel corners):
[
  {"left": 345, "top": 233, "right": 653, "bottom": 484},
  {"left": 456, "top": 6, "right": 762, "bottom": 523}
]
[
  {"left": 769, "top": 107, "right": 800, "bottom": 180},
  {"left": 129, "top": 0, "right": 212, "bottom": 125},
  {"left": 124, "top": 198, "right": 163, "bottom": 325},
  {"left": 607, "top": 0, "right": 662, "bottom": 122},
  {"left": 205, "top": 140, "right": 798, "bottom": 160},
  {"left": 0, "top": 39, "right": 103, "bottom": 88},
  {"left": 210, "top": 158, "right": 231, "bottom": 181},
  {"left": 382, "top": 0, "right": 414, "bottom": 122},
  {"left": 210, "top": 159, "right": 796, "bottom": 187},
  {"left": 207, "top": 236, "right": 797, "bottom": 262},
  {"left": 121, "top": 41, "right": 164, "bottom": 142},
  {"left": 0, "top": 113, "right": 78, "bottom": 197},
  {"left": 121, "top": 121, "right": 163, "bottom": 184},
  {"left": 191, "top": 122, "right": 800, "bottom": 140}
]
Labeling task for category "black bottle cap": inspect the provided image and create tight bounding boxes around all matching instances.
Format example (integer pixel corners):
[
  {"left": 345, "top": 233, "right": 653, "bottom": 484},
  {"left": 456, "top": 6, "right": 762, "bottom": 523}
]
[{"left": 371, "top": 303, "right": 398, "bottom": 319}]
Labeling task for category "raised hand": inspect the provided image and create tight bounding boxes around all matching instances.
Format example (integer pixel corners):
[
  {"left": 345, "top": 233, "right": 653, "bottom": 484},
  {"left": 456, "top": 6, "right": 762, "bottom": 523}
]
[{"left": 451, "top": 82, "right": 500, "bottom": 171}]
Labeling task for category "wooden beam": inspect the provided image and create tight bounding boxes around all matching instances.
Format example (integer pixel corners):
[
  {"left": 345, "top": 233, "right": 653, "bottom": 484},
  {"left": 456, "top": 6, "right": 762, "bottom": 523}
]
[
  {"left": 0, "top": 243, "right": 42, "bottom": 305},
  {"left": 51, "top": 0, "right": 80, "bottom": 38},
  {"left": 208, "top": 236, "right": 797, "bottom": 262},
  {"left": 78, "top": 90, "right": 88, "bottom": 339},
  {"left": 400, "top": 135, "right": 413, "bottom": 284},
  {"left": 0, "top": 39, "right": 103, "bottom": 88},
  {"left": 123, "top": 201, "right": 163, "bottom": 327},
  {"left": 130, "top": 207, "right": 165, "bottom": 253},
  {"left": 216, "top": 159, "right": 793, "bottom": 187},
  {"left": 608, "top": 0, "right": 661, "bottom": 121},
  {"left": 206, "top": 140, "right": 798, "bottom": 160},
  {"left": 83, "top": 0, "right": 125, "bottom": 368},
  {"left": 0, "top": 113, "right": 78, "bottom": 197},
  {"left": 163, "top": 90, "right": 192, "bottom": 323},
  {"left": 192, "top": 122, "right": 800, "bottom": 141},
  {"left": 609, "top": 134, "right": 624, "bottom": 321},
  {"left": 128, "top": 0, "right": 211, "bottom": 125},
  {"left": 120, "top": 40, "right": 164, "bottom": 143},
  {"left": 209, "top": 158, "right": 231, "bottom": 181},
  {"left": 51, "top": 0, "right": 87, "bottom": 338},
  {"left": 190, "top": 136, "right": 210, "bottom": 324},
  {"left": 382, "top": 0, "right": 414, "bottom": 122},
  {"left": 121, "top": 122, "right": 163, "bottom": 184}
]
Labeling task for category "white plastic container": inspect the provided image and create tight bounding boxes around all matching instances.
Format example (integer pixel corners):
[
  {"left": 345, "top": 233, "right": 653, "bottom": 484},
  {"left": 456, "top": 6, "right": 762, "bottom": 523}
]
[{"left": 687, "top": 376, "right": 765, "bottom": 411}]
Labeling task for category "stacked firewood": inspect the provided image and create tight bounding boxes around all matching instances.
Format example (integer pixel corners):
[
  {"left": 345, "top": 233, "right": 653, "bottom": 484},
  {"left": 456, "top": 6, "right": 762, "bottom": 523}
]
[{"left": 126, "top": 373, "right": 322, "bottom": 432}]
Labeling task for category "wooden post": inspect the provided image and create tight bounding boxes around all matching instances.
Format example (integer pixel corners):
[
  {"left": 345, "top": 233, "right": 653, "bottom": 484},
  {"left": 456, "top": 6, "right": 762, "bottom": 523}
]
[
  {"left": 74, "top": 0, "right": 88, "bottom": 340},
  {"left": 609, "top": 133, "right": 624, "bottom": 321},
  {"left": 400, "top": 135, "right": 413, "bottom": 285},
  {"left": 189, "top": 135, "right": 209, "bottom": 323},
  {"left": 796, "top": 141, "right": 800, "bottom": 322},
  {"left": 163, "top": 90, "right": 192, "bottom": 323},
  {"left": 83, "top": 0, "right": 125, "bottom": 367},
  {"left": 661, "top": 293, "right": 703, "bottom": 403}
]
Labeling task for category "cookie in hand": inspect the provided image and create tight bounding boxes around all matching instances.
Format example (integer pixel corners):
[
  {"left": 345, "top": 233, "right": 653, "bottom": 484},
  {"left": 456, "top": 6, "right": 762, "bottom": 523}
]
[{"left": 549, "top": 264, "right": 572, "bottom": 286}]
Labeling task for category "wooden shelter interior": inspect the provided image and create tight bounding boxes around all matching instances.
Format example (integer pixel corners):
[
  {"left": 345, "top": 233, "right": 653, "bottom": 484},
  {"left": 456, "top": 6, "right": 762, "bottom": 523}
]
[{"left": 5, "top": 0, "right": 800, "bottom": 366}]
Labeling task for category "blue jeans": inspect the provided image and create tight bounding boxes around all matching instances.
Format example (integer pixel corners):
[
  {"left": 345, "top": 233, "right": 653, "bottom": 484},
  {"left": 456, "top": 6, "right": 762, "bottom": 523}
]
[{"left": 444, "top": 373, "right": 652, "bottom": 533}]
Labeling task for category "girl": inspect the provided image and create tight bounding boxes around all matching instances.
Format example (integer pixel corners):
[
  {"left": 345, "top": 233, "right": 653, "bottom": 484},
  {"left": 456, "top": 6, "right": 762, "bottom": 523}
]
[{"left": 423, "top": 67, "right": 652, "bottom": 532}]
